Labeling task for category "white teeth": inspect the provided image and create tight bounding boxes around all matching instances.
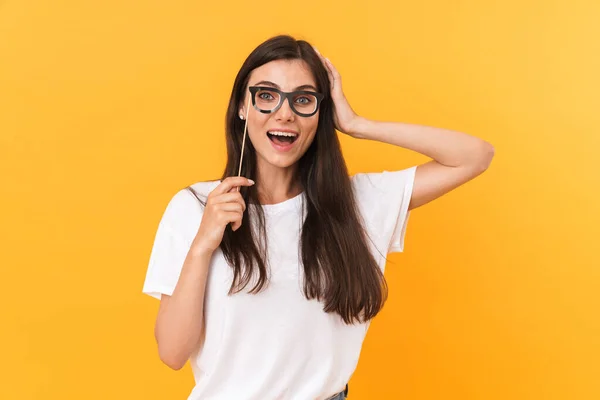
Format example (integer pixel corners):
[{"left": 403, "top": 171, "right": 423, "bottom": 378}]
[{"left": 268, "top": 131, "right": 298, "bottom": 138}]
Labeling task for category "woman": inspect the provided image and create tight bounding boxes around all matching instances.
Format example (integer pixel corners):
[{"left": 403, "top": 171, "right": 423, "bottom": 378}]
[{"left": 142, "top": 35, "right": 494, "bottom": 400}]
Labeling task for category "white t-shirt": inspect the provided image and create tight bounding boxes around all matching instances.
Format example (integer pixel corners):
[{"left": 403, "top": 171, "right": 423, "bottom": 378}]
[{"left": 142, "top": 167, "right": 417, "bottom": 400}]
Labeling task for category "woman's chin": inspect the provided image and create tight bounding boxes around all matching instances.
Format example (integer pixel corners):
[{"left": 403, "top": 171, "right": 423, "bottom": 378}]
[
  {"left": 269, "top": 157, "right": 299, "bottom": 169},
  {"left": 257, "top": 153, "right": 300, "bottom": 170}
]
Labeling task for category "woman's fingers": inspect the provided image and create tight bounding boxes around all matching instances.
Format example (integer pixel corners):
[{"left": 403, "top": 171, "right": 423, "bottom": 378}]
[
  {"left": 313, "top": 47, "right": 335, "bottom": 91},
  {"left": 324, "top": 57, "right": 341, "bottom": 86},
  {"left": 221, "top": 211, "right": 244, "bottom": 232},
  {"left": 215, "top": 202, "right": 245, "bottom": 213},
  {"left": 211, "top": 176, "right": 254, "bottom": 196},
  {"left": 212, "top": 192, "right": 246, "bottom": 208},
  {"left": 205, "top": 177, "right": 255, "bottom": 233}
]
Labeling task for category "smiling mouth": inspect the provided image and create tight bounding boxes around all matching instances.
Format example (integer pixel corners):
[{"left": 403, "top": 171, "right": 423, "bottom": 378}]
[{"left": 266, "top": 131, "right": 299, "bottom": 145}]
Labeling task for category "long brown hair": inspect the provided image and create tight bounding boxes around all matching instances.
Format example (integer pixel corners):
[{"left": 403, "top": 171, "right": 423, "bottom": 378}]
[{"left": 187, "top": 35, "right": 387, "bottom": 324}]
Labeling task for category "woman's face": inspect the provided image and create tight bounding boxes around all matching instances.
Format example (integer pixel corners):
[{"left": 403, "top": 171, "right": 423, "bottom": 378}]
[{"left": 240, "top": 59, "right": 320, "bottom": 171}]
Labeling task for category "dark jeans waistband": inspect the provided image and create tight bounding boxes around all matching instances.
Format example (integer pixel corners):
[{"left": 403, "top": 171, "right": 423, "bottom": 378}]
[{"left": 325, "top": 384, "right": 349, "bottom": 400}]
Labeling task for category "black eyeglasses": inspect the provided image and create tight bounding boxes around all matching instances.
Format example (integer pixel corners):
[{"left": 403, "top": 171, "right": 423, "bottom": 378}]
[{"left": 248, "top": 86, "right": 324, "bottom": 117}]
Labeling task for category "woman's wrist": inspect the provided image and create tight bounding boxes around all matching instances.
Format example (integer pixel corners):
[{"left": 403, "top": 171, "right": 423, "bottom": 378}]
[
  {"left": 190, "top": 240, "right": 215, "bottom": 259},
  {"left": 347, "top": 116, "right": 372, "bottom": 140}
]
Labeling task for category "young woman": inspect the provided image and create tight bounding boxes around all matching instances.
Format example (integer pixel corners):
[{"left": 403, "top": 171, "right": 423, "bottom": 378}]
[{"left": 142, "top": 35, "right": 494, "bottom": 400}]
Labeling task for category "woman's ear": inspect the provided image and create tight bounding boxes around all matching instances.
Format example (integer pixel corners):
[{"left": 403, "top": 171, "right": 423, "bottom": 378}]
[{"left": 239, "top": 92, "right": 252, "bottom": 120}]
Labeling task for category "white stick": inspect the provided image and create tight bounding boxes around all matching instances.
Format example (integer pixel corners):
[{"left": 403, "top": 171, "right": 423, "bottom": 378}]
[
  {"left": 237, "top": 94, "right": 252, "bottom": 177},
  {"left": 234, "top": 95, "right": 252, "bottom": 194}
]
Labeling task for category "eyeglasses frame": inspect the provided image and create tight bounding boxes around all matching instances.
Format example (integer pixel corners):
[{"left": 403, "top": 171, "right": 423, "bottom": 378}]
[{"left": 248, "top": 86, "right": 324, "bottom": 118}]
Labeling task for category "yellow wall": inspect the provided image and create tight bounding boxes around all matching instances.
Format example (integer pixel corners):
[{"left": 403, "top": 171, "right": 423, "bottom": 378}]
[{"left": 1, "top": 1, "right": 598, "bottom": 399}]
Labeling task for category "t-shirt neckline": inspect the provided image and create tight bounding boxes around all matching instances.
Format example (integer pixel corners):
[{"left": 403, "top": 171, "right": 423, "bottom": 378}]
[{"left": 251, "top": 191, "right": 305, "bottom": 214}]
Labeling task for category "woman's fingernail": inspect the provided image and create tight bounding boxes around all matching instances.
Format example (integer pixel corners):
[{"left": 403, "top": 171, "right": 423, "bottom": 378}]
[{"left": 248, "top": 179, "right": 255, "bottom": 185}]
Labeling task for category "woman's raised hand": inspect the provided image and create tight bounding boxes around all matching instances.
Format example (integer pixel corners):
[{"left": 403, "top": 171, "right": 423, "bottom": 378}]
[
  {"left": 192, "top": 176, "right": 254, "bottom": 255},
  {"left": 313, "top": 47, "right": 361, "bottom": 137}
]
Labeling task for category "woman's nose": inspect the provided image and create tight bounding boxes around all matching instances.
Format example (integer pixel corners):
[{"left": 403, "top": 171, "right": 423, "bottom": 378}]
[{"left": 274, "top": 97, "right": 295, "bottom": 121}]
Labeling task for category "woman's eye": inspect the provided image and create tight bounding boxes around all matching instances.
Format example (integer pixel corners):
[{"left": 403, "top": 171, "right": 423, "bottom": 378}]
[
  {"left": 259, "top": 93, "right": 274, "bottom": 100},
  {"left": 295, "top": 96, "right": 312, "bottom": 104}
]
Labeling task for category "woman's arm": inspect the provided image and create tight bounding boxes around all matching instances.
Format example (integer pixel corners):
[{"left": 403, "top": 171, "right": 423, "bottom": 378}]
[
  {"left": 314, "top": 48, "right": 495, "bottom": 211},
  {"left": 154, "top": 246, "right": 212, "bottom": 370},
  {"left": 153, "top": 176, "right": 252, "bottom": 370},
  {"left": 349, "top": 118, "right": 495, "bottom": 210}
]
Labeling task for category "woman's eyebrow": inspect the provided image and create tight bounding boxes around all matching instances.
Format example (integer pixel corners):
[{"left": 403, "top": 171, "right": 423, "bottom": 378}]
[{"left": 253, "top": 80, "right": 318, "bottom": 91}]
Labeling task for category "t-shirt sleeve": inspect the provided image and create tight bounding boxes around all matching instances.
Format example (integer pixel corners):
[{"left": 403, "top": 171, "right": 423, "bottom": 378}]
[
  {"left": 142, "top": 188, "right": 204, "bottom": 300},
  {"left": 351, "top": 166, "right": 417, "bottom": 255}
]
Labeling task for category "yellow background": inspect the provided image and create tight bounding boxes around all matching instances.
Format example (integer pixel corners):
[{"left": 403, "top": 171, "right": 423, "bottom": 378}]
[{"left": 1, "top": 1, "right": 598, "bottom": 399}]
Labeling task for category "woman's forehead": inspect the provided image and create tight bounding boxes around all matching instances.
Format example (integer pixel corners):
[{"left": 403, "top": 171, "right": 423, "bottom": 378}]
[{"left": 249, "top": 59, "right": 316, "bottom": 91}]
